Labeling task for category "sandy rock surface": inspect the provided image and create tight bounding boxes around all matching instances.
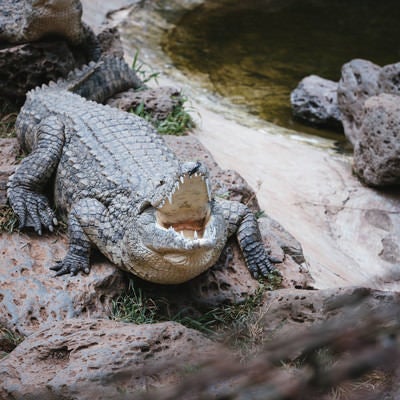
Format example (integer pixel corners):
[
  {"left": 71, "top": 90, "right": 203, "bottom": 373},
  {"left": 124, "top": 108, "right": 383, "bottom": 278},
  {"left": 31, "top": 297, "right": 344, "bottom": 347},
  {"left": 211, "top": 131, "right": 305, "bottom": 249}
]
[
  {"left": 0, "top": 134, "right": 311, "bottom": 337},
  {"left": 0, "top": 319, "right": 216, "bottom": 400},
  {"left": 0, "top": 232, "right": 126, "bottom": 336}
]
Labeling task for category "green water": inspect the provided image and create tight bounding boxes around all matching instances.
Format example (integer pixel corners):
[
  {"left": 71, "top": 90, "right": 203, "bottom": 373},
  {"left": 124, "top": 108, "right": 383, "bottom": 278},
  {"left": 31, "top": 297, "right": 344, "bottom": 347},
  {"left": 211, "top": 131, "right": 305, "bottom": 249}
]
[{"left": 163, "top": 0, "right": 400, "bottom": 140}]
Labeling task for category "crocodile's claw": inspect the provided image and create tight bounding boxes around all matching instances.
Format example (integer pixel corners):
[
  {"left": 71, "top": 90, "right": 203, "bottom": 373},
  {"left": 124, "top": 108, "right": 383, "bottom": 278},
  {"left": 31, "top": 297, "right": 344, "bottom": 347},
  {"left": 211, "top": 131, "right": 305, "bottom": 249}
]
[
  {"left": 8, "top": 187, "right": 57, "bottom": 234},
  {"left": 246, "top": 245, "right": 282, "bottom": 280},
  {"left": 51, "top": 253, "right": 90, "bottom": 277}
]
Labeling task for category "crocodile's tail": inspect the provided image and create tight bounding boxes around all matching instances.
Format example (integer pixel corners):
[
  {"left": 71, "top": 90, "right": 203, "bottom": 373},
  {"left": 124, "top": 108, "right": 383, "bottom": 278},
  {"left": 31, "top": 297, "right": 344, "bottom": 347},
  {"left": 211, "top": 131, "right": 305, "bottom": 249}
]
[{"left": 52, "top": 55, "right": 145, "bottom": 103}]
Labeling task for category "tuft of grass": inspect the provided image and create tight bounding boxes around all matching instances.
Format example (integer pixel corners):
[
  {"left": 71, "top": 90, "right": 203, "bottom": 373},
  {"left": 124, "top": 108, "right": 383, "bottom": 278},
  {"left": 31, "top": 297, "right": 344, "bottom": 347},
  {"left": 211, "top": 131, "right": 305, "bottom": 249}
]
[
  {"left": 255, "top": 209, "right": 266, "bottom": 219},
  {"left": 154, "top": 99, "right": 195, "bottom": 135},
  {"left": 0, "top": 107, "right": 17, "bottom": 138},
  {"left": 131, "top": 50, "right": 160, "bottom": 85},
  {"left": 133, "top": 98, "right": 195, "bottom": 136},
  {"left": 111, "top": 279, "right": 272, "bottom": 358},
  {"left": 264, "top": 270, "right": 283, "bottom": 291},
  {"left": 0, "top": 326, "right": 24, "bottom": 355},
  {"left": 111, "top": 280, "right": 159, "bottom": 324},
  {"left": 0, "top": 205, "right": 19, "bottom": 233},
  {"left": 131, "top": 50, "right": 195, "bottom": 135}
]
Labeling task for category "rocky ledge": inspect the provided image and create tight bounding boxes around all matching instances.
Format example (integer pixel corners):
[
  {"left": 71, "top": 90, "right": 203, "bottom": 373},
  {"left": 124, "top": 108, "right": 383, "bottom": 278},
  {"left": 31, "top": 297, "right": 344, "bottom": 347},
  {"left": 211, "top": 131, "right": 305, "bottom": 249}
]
[
  {"left": 291, "top": 58, "right": 400, "bottom": 187},
  {"left": 0, "top": 132, "right": 312, "bottom": 337}
]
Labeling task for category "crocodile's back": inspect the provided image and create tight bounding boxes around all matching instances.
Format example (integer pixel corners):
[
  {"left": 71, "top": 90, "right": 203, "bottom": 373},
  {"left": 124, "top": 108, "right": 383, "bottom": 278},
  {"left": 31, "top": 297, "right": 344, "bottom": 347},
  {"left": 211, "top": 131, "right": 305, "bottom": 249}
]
[{"left": 18, "top": 88, "right": 180, "bottom": 211}]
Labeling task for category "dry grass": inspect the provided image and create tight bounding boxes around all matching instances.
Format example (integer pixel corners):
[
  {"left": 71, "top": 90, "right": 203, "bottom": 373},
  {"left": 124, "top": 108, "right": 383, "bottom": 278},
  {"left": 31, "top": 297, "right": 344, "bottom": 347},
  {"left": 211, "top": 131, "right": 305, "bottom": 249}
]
[{"left": 0, "top": 104, "right": 17, "bottom": 138}]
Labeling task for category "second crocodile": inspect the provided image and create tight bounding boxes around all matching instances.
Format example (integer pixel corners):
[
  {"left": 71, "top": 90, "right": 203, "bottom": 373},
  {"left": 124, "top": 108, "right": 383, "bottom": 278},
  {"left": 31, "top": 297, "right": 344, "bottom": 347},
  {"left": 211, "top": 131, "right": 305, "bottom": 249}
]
[{"left": 7, "top": 56, "right": 278, "bottom": 284}]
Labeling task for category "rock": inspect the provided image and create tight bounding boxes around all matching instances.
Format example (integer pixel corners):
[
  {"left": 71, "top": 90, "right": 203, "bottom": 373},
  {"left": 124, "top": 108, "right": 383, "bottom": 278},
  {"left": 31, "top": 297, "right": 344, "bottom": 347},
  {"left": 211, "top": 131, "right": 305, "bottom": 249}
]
[
  {"left": 353, "top": 93, "right": 400, "bottom": 186},
  {"left": 259, "top": 215, "right": 305, "bottom": 265},
  {"left": 0, "top": 0, "right": 84, "bottom": 45},
  {"left": 0, "top": 233, "right": 126, "bottom": 336},
  {"left": 0, "top": 319, "right": 216, "bottom": 400},
  {"left": 260, "top": 286, "right": 400, "bottom": 341},
  {"left": 337, "top": 59, "right": 381, "bottom": 146},
  {"left": 0, "top": 24, "right": 122, "bottom": 108},
  {"left": 96, "top": 25, "right": 125, "bottom": 58},
  {"left": 0, "top": 41, "right": 80, "bottom": 107},
  {"left": 290, "top": 75, "right": 342, "bottom": 130},
  {"left": 378, "top": 61, "right": 400, "bottom": 95},
  {"left": 107, "top": 86, "right": 182, "bottom": 121}
]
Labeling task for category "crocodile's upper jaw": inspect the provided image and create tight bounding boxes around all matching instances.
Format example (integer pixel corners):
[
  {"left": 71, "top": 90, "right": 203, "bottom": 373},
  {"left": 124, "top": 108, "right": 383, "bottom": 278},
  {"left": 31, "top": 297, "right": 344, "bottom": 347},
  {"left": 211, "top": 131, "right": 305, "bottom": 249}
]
[{"left": 155, "top": 171, "right": 212, "bottom": 240}]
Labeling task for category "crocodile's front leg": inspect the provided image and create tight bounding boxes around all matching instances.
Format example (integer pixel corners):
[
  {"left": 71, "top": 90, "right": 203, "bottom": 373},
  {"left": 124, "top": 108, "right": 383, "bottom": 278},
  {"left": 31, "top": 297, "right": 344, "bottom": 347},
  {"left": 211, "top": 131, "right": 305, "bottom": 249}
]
[
  {"left": 217, "top": 198, "right": 280, "bottom": 279},
  {"left": 51, "top": 197, "right": 125, "bottom": 276},
  {"left": 7, "top": 116, "right": 64, "bottom": 234}
]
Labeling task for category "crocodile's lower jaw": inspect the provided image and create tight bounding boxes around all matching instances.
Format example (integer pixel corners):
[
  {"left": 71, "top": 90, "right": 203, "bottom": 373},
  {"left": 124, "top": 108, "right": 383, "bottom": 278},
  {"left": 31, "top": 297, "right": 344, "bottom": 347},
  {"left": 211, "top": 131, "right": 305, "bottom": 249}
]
[
  {"left": 136, "top": 248, "right": 220, "bottom": 285},
  {"left": 156, "top": 211, "right": 210, "bottom": 240}
]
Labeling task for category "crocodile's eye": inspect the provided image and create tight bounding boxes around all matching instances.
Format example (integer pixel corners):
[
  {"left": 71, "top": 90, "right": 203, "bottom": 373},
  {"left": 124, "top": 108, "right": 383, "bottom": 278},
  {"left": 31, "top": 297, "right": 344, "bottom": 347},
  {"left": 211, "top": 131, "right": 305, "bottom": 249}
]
[{"left": 159, "top": 179, "right": 165, "bottom": 186}]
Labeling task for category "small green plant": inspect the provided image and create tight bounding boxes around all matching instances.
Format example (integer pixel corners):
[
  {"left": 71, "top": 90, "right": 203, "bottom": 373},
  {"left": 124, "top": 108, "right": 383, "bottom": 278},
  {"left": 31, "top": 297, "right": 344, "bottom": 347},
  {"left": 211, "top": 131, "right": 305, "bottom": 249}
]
[
  {"left": 0, "top": 205, "right": 19, "bottom": 233},
  {"left": 155, "top": 100, "right": 195, "bottom": 135},
  {"left": 111, "top": 280, "right": 159, "bottom": 324},
  {"left": 0, "top": 326, "right": 24, "bottom": 355},
  {"left": 131, "top": 50, "right": 160, "bottom": 85},
  {"left": 132, "top": 97, "right": 195, "bottom": 136},
  {"left": 255, "top": 210, "right": 266, "bottom": 219}
]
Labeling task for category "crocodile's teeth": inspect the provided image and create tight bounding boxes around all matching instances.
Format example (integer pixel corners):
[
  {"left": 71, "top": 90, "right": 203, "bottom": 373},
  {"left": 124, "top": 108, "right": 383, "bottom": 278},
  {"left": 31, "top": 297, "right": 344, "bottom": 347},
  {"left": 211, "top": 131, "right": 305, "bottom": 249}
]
[
  {"left": 180, "top": 231, "right": 185, "bottom": 238},
  {"left": 180, "top": 176, "right": 185, "bottom": 184},
  {"left": 206, "top": 179, "right": 211, "bottom": 200},
  {"left": 194, "top": 230, "right": 198, "bottom": 239},
  {"left": 168, "top": 193, "right": 173, "bottom": 204}
]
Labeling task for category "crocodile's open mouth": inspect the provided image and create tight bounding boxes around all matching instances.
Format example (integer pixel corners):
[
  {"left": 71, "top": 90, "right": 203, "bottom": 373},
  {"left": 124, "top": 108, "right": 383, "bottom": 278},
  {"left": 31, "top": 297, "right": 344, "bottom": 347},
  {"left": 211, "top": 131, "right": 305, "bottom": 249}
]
[{"left": 156, "top": 172, "right": 212, "bottom": 240}]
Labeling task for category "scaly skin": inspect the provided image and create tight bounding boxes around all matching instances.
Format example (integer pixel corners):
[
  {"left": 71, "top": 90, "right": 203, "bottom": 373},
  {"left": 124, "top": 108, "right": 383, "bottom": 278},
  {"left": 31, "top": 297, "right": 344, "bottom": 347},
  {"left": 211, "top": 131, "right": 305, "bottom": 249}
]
[{"left": 7, "top": 56, "right": 278, "bottom": 284}]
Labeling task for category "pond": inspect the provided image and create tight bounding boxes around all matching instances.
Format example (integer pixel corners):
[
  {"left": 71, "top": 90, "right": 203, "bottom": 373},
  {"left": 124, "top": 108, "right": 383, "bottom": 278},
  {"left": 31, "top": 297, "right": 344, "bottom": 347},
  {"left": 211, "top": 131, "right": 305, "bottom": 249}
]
[{"left": 163, "top": 0, "right": 400, "bottom": 140}]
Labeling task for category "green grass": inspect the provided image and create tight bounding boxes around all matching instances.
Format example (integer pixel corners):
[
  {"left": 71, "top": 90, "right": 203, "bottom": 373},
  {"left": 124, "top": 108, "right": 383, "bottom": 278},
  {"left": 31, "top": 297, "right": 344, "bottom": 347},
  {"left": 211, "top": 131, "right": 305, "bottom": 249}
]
[
  {"left": 111, "top": 280, "right": 160, "bottom": 325},
  {"left": 133, "top": 96, "right": 195, "bottom": 136},
  {"left": 0, "top": 206, "right": 19, "bottom": 233},
  {"left": 111, "top": 278, "right": 279, "bottom": 357},
  {"left": 131, "top": 50, "right": 160, "bottom": 85},
  {"left": 131, "top": 50, "right": 195, "bottom": 135}
]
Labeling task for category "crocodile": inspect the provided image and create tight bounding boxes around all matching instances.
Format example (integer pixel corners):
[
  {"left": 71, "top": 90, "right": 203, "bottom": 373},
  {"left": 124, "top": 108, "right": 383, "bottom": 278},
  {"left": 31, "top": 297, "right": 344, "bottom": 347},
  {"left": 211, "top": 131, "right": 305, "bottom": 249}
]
[
  {"left": 0, "top": 0, "right": 100, "bottom": 60},
  {"left": 7, "top": 56, "right": 278, "bottom": 284}
]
